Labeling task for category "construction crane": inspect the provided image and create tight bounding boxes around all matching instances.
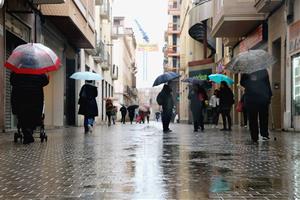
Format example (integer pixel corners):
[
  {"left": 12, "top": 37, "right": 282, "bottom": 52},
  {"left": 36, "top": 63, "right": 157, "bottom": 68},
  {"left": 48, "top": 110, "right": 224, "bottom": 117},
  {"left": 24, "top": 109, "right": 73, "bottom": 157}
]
[{"left": 134, "top": 19, "right": 150, "bottom": 80}]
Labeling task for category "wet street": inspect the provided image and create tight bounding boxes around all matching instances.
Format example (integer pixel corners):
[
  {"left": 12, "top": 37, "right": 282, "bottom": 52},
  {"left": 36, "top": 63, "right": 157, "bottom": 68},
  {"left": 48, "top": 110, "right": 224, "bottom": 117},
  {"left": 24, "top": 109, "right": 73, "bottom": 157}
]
[{"left": 0, "top": 122, "right": 299, "bottom": 199}]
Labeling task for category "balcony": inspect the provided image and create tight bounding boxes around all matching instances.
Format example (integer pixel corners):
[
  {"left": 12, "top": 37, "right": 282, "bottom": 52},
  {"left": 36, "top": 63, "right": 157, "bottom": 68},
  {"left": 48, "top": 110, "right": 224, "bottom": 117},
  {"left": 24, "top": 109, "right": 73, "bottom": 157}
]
[
  {"left": 254, "top": 0, "right": 282, "bottom": 13},
  {"left": 100, "top": 1, "right": 111, "bottom": 20},
  {"left": 167, "top": 45, "right": 180, "bottom": 57},
  {"left": 211, "top": 0, "right": 265, "bottom": 37},
  {"left": 168, "top": 0, "right": 180, "bottom": 15},
  {"left": 188, "top": 0, "right": 215, "bottom": 52},
  {"left": 167, "top": 23, "right": 180, "bottom": 35},
  {"left": 111, "top": 64, "right": 118, "bottom": 80},
  {"left": 41, "top": 0, "right": 96, "bottom": 48},
  {"left": 95, "top": 0, "right": 103, "bottom": 5},
  {"left": 93, "top": 41, "right": 105, "bottom": 63}
]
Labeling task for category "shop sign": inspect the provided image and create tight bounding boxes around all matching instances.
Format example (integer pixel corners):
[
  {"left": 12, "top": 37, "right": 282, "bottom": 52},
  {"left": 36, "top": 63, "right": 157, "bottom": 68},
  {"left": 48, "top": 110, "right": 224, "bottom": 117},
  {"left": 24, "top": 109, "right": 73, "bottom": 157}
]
[
  {"left": 137, "top": 43, "right": 159, "bottom": 52},
  {"left": 239, "top": 24, "right": 266, "bottom": 53},
  {"left": 289, "top": 20, "right": 300, "bottom": 54},
  {"left": 189, "top": 68, "right": 212, "bottom": 81}
]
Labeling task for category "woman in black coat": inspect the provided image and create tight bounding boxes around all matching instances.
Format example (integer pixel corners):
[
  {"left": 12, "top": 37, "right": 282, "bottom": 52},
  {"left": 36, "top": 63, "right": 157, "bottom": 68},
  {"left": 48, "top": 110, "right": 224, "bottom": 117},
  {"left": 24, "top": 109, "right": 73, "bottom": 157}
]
[
  {"left": 120, "top": 105, "right": 127, "bottom": 124},
  {"left": 241, "top": 69, "right": 272, "bottom": 143},
  {"left": 78, "top": 80, "right": 98, "bottom": 133},
  {"left": 219, "top": 81, "right": 234, "bottom": 131},
  {"left": 157, "top": 84, "right": 174, "bottom": 133},
  {"left": 11, "top": 72, "right": 49, "bottom": 144},
  {"left": 188, "top": 84, "right": 207, "bottom": 132}
]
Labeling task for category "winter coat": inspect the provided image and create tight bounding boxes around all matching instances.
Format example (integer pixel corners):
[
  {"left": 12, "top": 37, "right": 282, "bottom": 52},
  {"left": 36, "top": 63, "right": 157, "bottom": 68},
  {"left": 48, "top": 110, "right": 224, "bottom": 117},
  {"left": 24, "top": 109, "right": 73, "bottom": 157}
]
[
  {"left": 10, "top": 73, "right": 49, "bottom": 128},
  {"left": 120, "top": 106, "right": 127, "bottom": 116},
  {"left": 219, "top": 86, "right": 234, "bottom": 110},
  {"left": 240, "top": 69, "right": 272, "bottom": 106},
  {"left": 105, "top": 101, "right": 114, "bottom": 115},
  {"left": 157, "top": 86, "right": 174, "bottom": 115},
  {"left": 78, "top": 84, "right": 98, "bottom": 117}
]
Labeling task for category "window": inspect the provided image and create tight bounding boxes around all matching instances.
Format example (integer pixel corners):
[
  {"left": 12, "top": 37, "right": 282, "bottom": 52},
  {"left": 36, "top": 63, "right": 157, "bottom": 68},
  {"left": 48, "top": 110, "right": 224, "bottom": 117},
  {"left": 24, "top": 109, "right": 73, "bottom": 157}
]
[{"left": 292, "top": 54, "right": 300, "bottom": 116}]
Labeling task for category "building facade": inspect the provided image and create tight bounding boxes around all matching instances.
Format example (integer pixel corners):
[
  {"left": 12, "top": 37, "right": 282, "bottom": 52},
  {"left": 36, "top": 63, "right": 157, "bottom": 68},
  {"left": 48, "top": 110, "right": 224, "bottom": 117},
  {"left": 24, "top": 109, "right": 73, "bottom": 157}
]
[
  {"left": 0, "top": 0, "right": 96, "bottom": 131},
  {"left": 112, "top": 17, "right": 138, "bottom": 116}
]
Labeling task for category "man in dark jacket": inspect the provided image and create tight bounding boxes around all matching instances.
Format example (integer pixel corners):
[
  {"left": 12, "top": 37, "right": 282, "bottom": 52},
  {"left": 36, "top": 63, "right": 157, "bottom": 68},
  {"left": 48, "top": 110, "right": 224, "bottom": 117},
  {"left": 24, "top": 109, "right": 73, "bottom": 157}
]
[
  {"left": 157, "top": 84, "right": 174, "bottom": 133},
  {"left": 11, "top": 73, "right": 49, "bottom": 144},
  {"left": 78, "top": 80, "right": 98, "bottom": 133},
  {"left": 120, "top": 105, "right": 127, "bottom": 124},
  {"left": 241, "top": 69, "right": 272, "bottom": 143},
  {"left": 219, "top": 81, "right": 234, "bottom": 131}
]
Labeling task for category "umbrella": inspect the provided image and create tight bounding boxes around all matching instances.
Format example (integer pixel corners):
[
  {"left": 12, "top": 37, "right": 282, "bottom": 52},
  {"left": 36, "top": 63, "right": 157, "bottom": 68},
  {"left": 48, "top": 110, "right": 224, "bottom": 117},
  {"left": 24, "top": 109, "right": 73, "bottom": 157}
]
[
  {"left": 182, "top": 78, "right": 211, "bottom": 88},
  {"left": 153, "top": 72, "right": 180, "bottom": 87},
  {"left": 70, "top": 71, "right": 102, "bottom": 81},
  {"left": 209, "top": 74, "right": 234, "bottom": 85},
  {"left": 127, "top": 105, "right": 139, "bottom": 110},
  {"left": 5, "top": 43, "right": 61, "bottom": 74},
  {"left": 226, "top": 49, "right": 277, "bottom": 74}
]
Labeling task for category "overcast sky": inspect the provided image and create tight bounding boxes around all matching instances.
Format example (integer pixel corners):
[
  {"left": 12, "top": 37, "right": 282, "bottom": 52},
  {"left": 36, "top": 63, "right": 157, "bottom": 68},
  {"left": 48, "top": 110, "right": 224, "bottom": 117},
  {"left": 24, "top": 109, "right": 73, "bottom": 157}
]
[{"left": 113, "top": 0, "right": 168, "bottom": 88}]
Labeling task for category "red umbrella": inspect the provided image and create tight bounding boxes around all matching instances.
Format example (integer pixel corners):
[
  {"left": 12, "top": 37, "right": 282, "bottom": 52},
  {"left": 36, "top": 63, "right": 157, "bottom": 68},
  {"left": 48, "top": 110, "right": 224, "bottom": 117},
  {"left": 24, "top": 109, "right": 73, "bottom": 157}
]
[{"left": 4, "top": 43, "right": 61, "bottom": 74}]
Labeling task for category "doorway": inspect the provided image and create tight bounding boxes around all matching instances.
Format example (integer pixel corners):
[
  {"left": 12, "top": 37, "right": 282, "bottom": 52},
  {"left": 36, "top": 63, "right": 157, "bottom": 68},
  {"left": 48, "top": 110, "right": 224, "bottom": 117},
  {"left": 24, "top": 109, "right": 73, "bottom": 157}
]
[
  {"left": 5, "top": 31, "right": 26, "bottom": 130},
  {"left": 65, "top": 59, "right": 76, "bottom": 126},
  {"left": 272, "top": 38, "right": 282, "bottom": 129}
]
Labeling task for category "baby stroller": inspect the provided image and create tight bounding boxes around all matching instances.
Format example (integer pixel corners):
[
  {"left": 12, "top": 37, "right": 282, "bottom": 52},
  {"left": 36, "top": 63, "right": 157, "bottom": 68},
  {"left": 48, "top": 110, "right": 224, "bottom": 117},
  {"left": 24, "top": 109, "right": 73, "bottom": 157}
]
[{"left": 14, "top": 104, "right": 47, "bottom": 143}]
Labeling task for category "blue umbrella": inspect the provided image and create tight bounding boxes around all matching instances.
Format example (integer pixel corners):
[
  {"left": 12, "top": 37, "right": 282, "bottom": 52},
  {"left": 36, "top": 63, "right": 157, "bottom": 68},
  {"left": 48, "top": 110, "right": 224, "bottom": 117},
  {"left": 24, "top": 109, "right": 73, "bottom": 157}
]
[
  {"left": 153, "top": 72, "right": 180, "bottom": 87},
  {"left": 208, "top": 74, "right": 234, "bottom": 85},
  {"left": 70, "top": 71, "right": 102, "bottom": 81}
]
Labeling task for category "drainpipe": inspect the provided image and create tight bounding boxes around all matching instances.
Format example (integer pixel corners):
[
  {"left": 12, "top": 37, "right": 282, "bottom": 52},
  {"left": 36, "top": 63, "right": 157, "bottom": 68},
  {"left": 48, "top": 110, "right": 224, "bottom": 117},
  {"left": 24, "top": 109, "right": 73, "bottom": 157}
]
[{"left": 203, "top": 20, "right": 207, "bottom": 59}]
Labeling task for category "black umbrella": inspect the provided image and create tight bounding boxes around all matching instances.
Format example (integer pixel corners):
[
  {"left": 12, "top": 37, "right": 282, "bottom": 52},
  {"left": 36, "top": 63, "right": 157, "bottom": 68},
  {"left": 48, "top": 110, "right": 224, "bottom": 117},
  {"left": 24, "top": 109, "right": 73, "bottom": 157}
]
[
  {"left": 127, "top": 105, "right": 139, "bottom": 110},
  {"left": 152, "top": 72, "right": 180, "bottom": 87},
  {"left": 182, "top": 78, "right": 211, "bottom": 89}
]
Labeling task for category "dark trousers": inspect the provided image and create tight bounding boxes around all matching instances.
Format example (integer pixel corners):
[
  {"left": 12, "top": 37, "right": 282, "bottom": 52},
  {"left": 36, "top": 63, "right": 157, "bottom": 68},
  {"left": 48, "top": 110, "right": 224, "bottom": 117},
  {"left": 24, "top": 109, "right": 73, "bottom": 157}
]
[
  {"left": 212, "top": 107, "right": 219, "bottom": 125},
  {"left": 247, "top": 103, "right": 269, "bottom": 141},
  {"left": 221, "top": 108, "right": 232, "bottom": 130},
  {"left": 106, "top": 113, "right": 111, "bottom": 126},
  {"left": 121, "top": 115, "right": 126, "bottom": 124},
  {"left": 162, "top": 112, "right": 172, "bottom": 132},
  {"left": 147, "top": 116, "right": 150, "bottom": 123},
  {"left": 192, "top": 110, "right": 204, "bottom": 131},
  {"left": 84, "top": 116, "right": 94, "bottom": 132},
  {"left": 243, "top": 108, "right": 248, "bottom": 126}
]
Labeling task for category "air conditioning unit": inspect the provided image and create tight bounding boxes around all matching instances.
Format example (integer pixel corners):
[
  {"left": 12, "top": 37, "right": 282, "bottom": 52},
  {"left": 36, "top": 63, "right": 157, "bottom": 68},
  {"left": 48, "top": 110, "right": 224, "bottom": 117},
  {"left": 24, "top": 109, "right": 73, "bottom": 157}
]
[{"left": 32, "top": 0, "right": 65, "bottom": 4}]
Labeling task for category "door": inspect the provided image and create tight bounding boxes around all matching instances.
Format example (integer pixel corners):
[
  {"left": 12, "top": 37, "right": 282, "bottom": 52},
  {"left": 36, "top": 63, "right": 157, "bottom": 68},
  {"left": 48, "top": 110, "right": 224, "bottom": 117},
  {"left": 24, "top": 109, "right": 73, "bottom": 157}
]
[{"left": 65, "top": 59, "right": 76, "bottom": 126}]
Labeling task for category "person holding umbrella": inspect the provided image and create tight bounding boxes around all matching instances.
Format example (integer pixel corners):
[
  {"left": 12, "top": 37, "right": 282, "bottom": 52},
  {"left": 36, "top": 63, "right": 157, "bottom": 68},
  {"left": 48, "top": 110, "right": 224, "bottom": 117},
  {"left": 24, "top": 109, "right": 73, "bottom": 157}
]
[
  {"left": 157, "top": 84, "right": 174, "bottom": 133},
  {"left": 106, "top": 99, "right": 114, "bottom": 126},
  {"left": 241, "top": 69, "right": 272, "bottom": 143},
  {"left": 78, "top": 80, "right": 98, "bottom": 133},
  {"left": 5, "top": 43, "right": 61, "bottom": 144},
  {"left": 188, "top": 84, "right": 207, "bottom": 132},
  {"left": 219, "top": 81, "right": 234, "bottom": 131},
  {"left": 120, "top": 105, "right": 127, "bottom": 124},
  {"left": 127, "top": 105, "right": 138, "bottom": 124}
]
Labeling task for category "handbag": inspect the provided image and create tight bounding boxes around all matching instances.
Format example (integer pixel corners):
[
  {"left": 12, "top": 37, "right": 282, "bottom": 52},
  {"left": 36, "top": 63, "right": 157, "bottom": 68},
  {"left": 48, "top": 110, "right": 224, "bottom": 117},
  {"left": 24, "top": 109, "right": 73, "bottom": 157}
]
[{"left": 236, "top": 100, "right": 243, "bottom": 112}]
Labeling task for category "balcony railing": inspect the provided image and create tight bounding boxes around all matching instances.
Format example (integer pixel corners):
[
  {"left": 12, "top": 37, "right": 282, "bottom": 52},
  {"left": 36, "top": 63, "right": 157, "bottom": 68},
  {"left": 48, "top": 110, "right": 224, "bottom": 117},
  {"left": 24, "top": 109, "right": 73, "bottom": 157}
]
[
  {"left": 101, "top": 51, "right": 110, "bottom": 71},
  {"left": 100, "top": 1, "right": 111, "bottom": 20},
  {"left": 254, "top": 0, "right": 283, "bottom": 13},
  {"left": 167, "top": 23, "right": 180, "bottom": 34},
  {"left": 93, "top": 40, "right": 105, "bottom": 63},
  {"left": 167, "top": 45, "right": 180, "bottom": 57}
]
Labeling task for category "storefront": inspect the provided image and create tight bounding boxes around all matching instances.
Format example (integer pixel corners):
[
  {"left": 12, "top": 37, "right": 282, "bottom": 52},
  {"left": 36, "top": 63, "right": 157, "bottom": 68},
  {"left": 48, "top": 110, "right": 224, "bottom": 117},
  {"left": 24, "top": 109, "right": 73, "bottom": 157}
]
[{"left": 289, "top": 20, "right": 300, "bottom": 130}]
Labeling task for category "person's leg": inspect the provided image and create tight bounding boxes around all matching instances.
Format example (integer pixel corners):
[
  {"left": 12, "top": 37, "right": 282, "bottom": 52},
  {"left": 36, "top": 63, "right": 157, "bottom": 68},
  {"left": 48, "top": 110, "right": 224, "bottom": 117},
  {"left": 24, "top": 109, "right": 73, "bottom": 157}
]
[
  {"left": 107, "top": 114, "right": 111, "bottom": 126},
  {"left": 226, "top": 109, "right": 232, "bottom": 131},
  {"left": 248, "top": 106, "right": 259, "bottom": 142},
  {"left": 166, "top": 113, "right": 172, "bottom": 131},
  {"left": 199, "top": 109, "right": 204, "bottom": 131},
  {"left": 243, "top": 109, "right": 248, "bottom": 126},
  {"left": 259, "top": 104, "right": 270, "bottom": 138},
  {"left": 84, "top": 116, "right": 89, "bottom": 132},
  {"left": 192, "top": 112, "right": 199, "bottom": 132},
  {"left": 161, "top": 112, "right": 167, "bottom": 132},
  {"left": 221, "top": 110, "right": 227, "bottom": 130}
]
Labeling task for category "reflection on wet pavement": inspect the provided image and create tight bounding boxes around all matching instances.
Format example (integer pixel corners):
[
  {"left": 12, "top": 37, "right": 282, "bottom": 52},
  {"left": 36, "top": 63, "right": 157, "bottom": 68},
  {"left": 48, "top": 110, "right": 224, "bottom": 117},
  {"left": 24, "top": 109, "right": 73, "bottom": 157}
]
[{"left": 0, "top": 122, "right": 299, "bottom": 199}]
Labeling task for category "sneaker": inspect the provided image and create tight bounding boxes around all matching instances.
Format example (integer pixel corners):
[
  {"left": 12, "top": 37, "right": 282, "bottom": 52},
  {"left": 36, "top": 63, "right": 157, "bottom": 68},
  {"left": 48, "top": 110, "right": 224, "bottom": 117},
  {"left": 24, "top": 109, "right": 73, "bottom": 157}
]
[
  {"left": 88, "top": 125, "right": 93, "bottom": 133},
  {"left": 262, "top": 136, "right": 270, "bottom": 140},
  {"left": 244, "top": 125, "right": 248, "bottom": 128}
]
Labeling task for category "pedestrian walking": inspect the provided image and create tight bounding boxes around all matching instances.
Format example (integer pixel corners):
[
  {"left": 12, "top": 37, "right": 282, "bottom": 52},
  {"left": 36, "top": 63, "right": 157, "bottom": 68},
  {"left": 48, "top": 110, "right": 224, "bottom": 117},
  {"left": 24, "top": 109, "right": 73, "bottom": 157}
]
[
  {"left": 219, "top": 81, "right": 234, "bottom": 131},
  {"left": 240, "top": 69, "right": 272, "bottom": 143},
  {"left": 11, "top": 73, "right": 49, "bottom": 144},
  {"left": 127, "top": 105, "right": 137, "bottom": 124},
  {"left": 78, "top": 80, "right": 98, "bottom": 133},
  {"left": 111, "top": 106, "right": 117, "bottom": 125},
  {"left": 106, "top": 99, "right": 114, "bottom": 126},
  {"left": 146, "top": 110, "right": 151, "bottom": 124},
  {"left": 209, "top": 89, "right": 220, "bottom": 128},
  {"left": 120, "top": 105, "right": 127, "bottom": 124},
  {"left": 241, "top": 93, "right": 248, "bottom": 128},
  {"left": 188, "top": 84, "right": 207, "bottom": 132},
  {"left": 155, "top": 112, "right": 161, "bottom": 122},
  {"left": 157, "top": 84, "right": 174, "bottom": 133}
]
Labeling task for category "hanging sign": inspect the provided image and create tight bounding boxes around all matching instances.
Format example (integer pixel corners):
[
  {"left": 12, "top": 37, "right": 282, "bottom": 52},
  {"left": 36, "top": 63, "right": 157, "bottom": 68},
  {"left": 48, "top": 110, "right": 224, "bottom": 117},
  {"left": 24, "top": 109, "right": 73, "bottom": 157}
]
[{"left": 137, "top": 43, "right": 159, "bottom": 52}]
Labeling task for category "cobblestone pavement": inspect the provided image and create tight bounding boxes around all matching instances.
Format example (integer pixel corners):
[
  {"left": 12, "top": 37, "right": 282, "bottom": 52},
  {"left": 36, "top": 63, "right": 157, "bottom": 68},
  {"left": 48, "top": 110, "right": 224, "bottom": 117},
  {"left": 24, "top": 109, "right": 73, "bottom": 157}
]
[{"left": 0, "top": 122, "right": 300, "bottom": 199}]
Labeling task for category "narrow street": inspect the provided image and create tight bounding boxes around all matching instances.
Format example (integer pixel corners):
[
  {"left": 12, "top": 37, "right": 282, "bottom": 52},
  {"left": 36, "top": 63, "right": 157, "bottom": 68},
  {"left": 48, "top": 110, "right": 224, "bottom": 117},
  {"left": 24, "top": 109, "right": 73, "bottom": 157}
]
[{"left": 0, "top": 123, "right": 299, "bottom": 199}]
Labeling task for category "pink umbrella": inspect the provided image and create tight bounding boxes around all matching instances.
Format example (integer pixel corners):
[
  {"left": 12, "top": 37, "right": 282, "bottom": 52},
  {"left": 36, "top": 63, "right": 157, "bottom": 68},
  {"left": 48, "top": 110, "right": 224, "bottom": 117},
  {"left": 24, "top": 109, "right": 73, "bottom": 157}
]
[{"left": 5, "top": 43, "right": 61, "bottom": 74}]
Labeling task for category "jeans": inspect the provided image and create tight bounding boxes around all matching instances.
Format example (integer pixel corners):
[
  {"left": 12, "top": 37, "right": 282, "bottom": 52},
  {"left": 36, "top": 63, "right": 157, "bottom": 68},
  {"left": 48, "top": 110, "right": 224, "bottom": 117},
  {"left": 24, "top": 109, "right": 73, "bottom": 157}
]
[
  {"left": 84, "top": 116, "right": 94, "bottom": 132},
  {"left": 221, "top": 108, "right": 232, "bottom": 130}
]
